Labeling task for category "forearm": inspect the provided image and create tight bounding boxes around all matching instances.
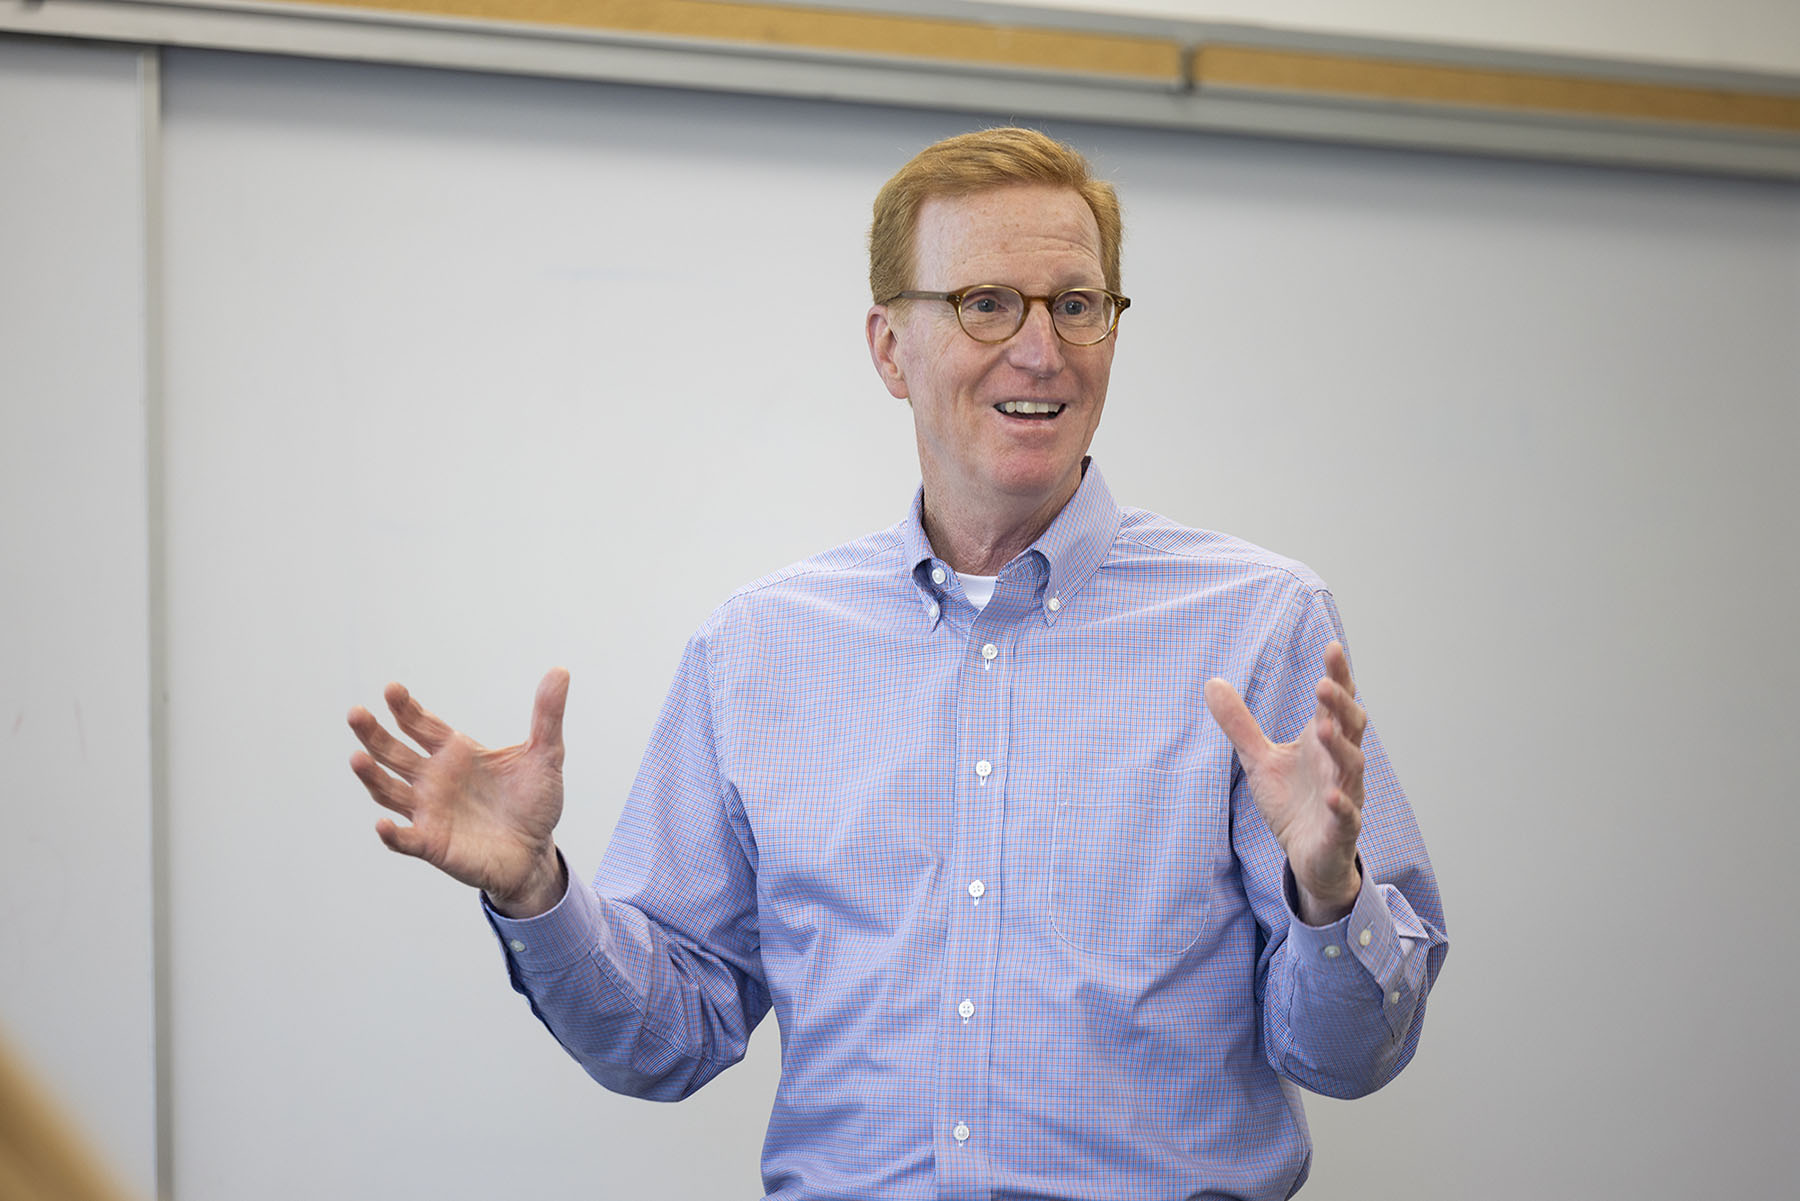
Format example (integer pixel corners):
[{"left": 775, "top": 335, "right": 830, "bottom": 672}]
[{"left": 486, "top": 860, "right": 767, "bottom": 1101}]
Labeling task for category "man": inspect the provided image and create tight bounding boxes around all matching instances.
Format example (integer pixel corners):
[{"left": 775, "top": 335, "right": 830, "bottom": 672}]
[{"left": 348, "top": 127, "right": 1446, "bottom": 1201}]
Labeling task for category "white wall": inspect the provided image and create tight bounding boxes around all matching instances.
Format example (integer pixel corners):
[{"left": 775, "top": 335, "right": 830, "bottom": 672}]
[
  {"left": 976, "top": 0, "right": 1800, "bottom": 74},
  {"left": 3, "top": 30, "right": 1798, "bottom": 1201},
  {"left": 0, "top": 35, "right": 158, "bottom": 1197}
]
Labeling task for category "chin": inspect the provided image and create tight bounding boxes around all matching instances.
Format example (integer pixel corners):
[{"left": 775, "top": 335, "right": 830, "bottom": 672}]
[{"left": 984, "top": 456, "right": 1082, "bottom": 501}]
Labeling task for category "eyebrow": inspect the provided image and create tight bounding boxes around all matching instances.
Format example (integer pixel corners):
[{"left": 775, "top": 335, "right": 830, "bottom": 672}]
[{"left": 947, "top": 281, "right": 1108, "bottom": 293}]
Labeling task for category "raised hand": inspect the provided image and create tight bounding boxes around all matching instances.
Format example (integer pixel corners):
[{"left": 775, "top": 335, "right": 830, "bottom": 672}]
[
  {"left": 1205, "top": 642, "right": 1365, "bottom": 926},
  {"left": 348, "top": 668, "right": 571, "bottom": 917}
]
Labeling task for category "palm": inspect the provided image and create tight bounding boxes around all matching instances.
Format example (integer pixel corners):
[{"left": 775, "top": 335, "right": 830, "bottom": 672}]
[
  {"left": 402, "top": 734, "right": 563, "bottom": 893},
  {"left": 1237, "top": 723, "right": 1352, "bottom": 892},
  {"left": 349, "top": 668, "right": 570, "bottom": 904}
]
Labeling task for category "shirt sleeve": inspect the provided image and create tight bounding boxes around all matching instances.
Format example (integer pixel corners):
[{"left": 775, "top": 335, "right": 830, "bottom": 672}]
[
  {"left": 1232, "top": 585, "right": 1449, "bottom": 1100},
  {"left": 484, "top": 627, "right": 769, "bottom": 1102}
]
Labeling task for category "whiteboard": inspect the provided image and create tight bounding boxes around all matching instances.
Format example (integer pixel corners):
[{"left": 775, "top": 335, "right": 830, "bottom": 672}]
[
  {"left": 973, "top": 0, "right": 1800, "bottom": 74},
  {"left": 140, "top": 44, "right": 1800, "bottom": 1201}
]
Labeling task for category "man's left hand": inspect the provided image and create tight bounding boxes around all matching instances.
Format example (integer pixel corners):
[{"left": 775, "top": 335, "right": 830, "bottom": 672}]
[{"left": 1205, "top": 641, "right": 1365, "bottom": 926}]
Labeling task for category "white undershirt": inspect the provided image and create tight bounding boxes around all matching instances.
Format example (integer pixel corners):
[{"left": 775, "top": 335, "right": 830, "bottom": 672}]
[{"left": 959, "top": 573, "right": 997, "bottom": 610}]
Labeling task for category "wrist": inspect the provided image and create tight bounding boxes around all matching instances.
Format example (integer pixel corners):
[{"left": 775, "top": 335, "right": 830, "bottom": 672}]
[
  {"left": 488, "top": 848, "right": 566, "bottom": 919},
  {"left": 1293, "top": 857, "right": 1362, "bottom": 927}
]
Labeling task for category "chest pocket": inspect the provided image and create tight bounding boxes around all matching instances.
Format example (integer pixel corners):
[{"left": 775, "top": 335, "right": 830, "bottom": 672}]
[{"left": 1049, "top": 766, "right": 1232, "bottom": 960}]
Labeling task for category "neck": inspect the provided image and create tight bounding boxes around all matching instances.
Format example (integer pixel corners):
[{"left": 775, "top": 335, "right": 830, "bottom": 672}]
[{"left": 922, "top": 471, "right": 1082, "bottom": 576}]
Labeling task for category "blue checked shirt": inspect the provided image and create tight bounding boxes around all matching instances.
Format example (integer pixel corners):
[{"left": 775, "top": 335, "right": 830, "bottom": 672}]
[{"left": 489, "top": 462, "right": 1448, "bottom": 1201}]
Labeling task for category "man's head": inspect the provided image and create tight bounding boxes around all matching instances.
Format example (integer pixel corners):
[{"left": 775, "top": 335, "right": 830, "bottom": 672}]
[
  {"left": 868, "top": 127, "right": 1122, "bottom": 303},
  {"left": 865, "top": 129, "right": 1126, "bottom": 562}
]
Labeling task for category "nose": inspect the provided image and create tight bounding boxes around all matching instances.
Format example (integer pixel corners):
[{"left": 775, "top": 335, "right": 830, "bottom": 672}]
[{"left": 1005, "top": 298, "right": 1066, "bottom": 377}]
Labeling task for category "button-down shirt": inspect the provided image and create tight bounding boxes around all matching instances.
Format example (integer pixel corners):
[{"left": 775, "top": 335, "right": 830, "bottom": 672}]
[{"left": 489, "top": 462, "right": 1448, "bottom": 1201}]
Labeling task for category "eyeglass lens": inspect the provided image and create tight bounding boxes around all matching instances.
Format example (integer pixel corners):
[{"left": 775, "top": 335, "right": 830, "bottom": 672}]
[{"left": 957, "top": 287, "right": 1117, "bottom": 345}]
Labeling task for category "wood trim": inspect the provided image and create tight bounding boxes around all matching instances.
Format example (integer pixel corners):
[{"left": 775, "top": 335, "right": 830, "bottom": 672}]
[
  {"left": 282, "top": 0, "right": 1187, "bottom": 82},
  {"left": 1195, "top": 44, "right": 1800, "bottom": 135},
  {"left": 6, "top": 1, "right": 1794, "bottom": 175},
  {"left": 260, "top": 1, "right": 1800, "bottom": 134}
]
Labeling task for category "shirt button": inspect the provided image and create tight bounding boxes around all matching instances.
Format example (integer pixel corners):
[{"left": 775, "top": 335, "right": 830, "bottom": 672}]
[
  {"left": 975, "top": 759, "right": 992, "bottom": 780},
  {"left": 1046, "top": 596, "right": 1061, "bottom": 612},
  {"left": 953, "top": 1123, "right": 970, "bottom": 1143},
  {"left": 981, "top": 643, "right": 998, "bottom": 661},
  {"left": 927, "top": 601, "right": 939, "bottom": 619},
  {"left": 932, "top": 567, "right": 947, "bottom": 585},
  {"left": 1358, "top": 927, "right": 1373, "bottom": 947},
  {"left": 1389, "top": 990, "right": 1402, "bottom": 1004},
  {"left": 1322, "top": 944, "right": 1341, "bottom": 959},
  {"left": 958, "top": 999, "right": 975, "bottom": 1019},
  {"left": 968, "top": 880, "right": 985, "bottom": 899},
  {"left": 508, "top": 939, "right": 526, "bottom": 953}
]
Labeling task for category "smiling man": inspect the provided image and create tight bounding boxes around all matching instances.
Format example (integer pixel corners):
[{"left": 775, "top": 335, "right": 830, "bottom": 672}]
[
  {"left": 350, "top": 128, "right": 1447, "bottom": 1201},
  {"left": 868, "top": 183, "right": 1117, "bottom": 576}
]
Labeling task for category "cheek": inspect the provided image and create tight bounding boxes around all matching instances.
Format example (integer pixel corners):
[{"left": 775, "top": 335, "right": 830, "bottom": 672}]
[{"left": 917, "top": 356, "right": 989, "bottom": 409}]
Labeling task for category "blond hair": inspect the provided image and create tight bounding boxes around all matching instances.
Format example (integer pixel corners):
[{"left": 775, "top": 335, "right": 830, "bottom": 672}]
[{"left": 868, "top": 127, "right": 1122, "bottom": 301}]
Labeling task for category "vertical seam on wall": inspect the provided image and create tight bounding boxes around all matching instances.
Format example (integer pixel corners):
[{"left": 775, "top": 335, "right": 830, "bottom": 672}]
[{"left": 139, "top": 43, "right": 175, "bottom": 1201}]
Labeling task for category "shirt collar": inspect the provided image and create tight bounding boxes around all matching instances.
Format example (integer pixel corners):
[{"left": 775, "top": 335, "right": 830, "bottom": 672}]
[{"left": 900, "top": 458, "right": 1122, "bottom": 627}]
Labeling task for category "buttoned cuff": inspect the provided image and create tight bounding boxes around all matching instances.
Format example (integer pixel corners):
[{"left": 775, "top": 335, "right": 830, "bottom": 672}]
[
  {"left": 482, "top": 855, "right": 606, "bottom": 976},
  {"left": 1283, "top": 865, "right": 1420, "bottom": 1038}
]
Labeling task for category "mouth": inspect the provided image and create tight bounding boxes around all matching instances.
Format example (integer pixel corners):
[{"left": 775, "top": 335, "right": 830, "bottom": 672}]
[{"left": 994, "top": 401, "right": 1065, "bottom": 420}]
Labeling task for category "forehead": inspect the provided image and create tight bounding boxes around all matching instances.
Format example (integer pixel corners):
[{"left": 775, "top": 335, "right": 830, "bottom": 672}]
[{"left": 912, "top": 185, "right": 1103, "bottom": 288}]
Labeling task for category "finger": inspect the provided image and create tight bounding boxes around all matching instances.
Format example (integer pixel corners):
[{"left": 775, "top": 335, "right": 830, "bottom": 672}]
[
  {"left": 1313, "top": 721, "right": 1367, "bottom": 806},
  {"left": 1206, "top": 678, "right": 1269, "bottom": 763},
  {"left": 347, "top": 705, "right": 428, "bottom": 781},
  {"left": 1314, "top": 675, "right": 1367, "bottom": 745},
  {"left": 1323, "top": 641, "right": 1357, "bottom": 698},
  {"left": 530, "top": 667, "right": 570, "bottom": 758},
  {"left": 1315, "top": 790, "right": 1363, "bottom": 854},
  {"left": 1325, "top": 785, "right": 1365, "bottom": 835},
  {"left": 385, "top": 682, "right": 457, "bottom": 753},
  {"left": 349, "top": 750, "right": 415, "bottom": 819},
  {"left": 375, "top": 816, "right": 429, "bottom": 859}
]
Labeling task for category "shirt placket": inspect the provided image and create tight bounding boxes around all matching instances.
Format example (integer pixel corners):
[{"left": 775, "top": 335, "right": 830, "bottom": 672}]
[{"left": 936, "top": 574, "right": 1026, "bottom": 1201}]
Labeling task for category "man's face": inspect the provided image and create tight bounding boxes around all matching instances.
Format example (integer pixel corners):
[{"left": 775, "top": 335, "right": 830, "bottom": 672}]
[{"left": 867, "top": 185, "right": 1116, "bottom": 522}]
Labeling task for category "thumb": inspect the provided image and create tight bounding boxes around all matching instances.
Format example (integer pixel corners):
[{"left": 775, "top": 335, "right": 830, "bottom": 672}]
[
  {"left": 1205, "top": 677, "right": 1267, "bottom": 765},
  {"left": 530, "top": 667, "right": 571, "bottom": 756}
]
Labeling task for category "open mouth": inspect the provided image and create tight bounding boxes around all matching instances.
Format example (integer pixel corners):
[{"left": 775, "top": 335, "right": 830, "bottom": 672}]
[{"left": 995, "top": 401, "right": 1065, "bottom": 419}]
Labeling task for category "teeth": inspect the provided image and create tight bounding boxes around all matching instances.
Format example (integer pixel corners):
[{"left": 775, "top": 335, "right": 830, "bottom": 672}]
[{"left": 998, "top": 401, "right": 1063, "bottom": 415}]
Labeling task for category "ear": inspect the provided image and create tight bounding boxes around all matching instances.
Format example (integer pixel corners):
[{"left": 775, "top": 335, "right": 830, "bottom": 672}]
[{"left": 866, "top": 304, "right": 910, "bottom": 400}]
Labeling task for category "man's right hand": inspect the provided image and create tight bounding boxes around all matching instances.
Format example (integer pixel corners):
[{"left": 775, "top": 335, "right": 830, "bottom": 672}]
[{"left": 348, "top": 668, "right": 571, "bottom": 918}]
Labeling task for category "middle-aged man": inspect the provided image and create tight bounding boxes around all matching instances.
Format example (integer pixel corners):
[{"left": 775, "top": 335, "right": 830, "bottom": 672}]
[{"left": 349, "top": 127, "right": 1448, "bottom": 1201}]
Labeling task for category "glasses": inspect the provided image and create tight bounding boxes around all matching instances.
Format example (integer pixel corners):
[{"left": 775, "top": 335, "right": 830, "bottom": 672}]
[{"left": 881, "top": 285, "right": 1130, "bottom": 346}]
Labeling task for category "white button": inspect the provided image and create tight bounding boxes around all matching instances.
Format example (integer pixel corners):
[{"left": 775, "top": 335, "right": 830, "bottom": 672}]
[
  {"left": 927, "top": 602, "right": 939, "bottom": 619},
  {"left": 1046, "top": 596, "right": 1061, "bottom": 611},
  {"left": 981, "top": 643, "right": 998, "bottom": 661},
  {"left": 1389, "top": 990, "right": 1402, "bottom": 1004},
  {"left": 958, "top": 999, "right": 975, "bottom": 1019},
  {"left": 975, "top": 759, "right": 992, "bottom": 779},
  {"left": 953, "top": 1122, "right": 970, "bottom": 1143},
  {"left": 932, "top": 567, "right": 946, "bottom": 585},
  {"left": 508, "top": 939, "right": 526, "bottom": 953},
  {"left": 968, "top": 880, "right": 985, "bottom": 899},
  {"left": 1322, "top": 944, "right": 1341, "bottom": 959},
  {"left": 1358, "top": 927, "right": 1372, "bottom": 947}
]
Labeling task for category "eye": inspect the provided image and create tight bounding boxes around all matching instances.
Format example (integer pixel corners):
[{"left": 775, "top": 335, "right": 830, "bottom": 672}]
[
  {"left": 960, "top": 287, "right": 1018, "bottom": 316},
  {"left": 1057, "top": 293, "right": 1094, "bottom": 317}
]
